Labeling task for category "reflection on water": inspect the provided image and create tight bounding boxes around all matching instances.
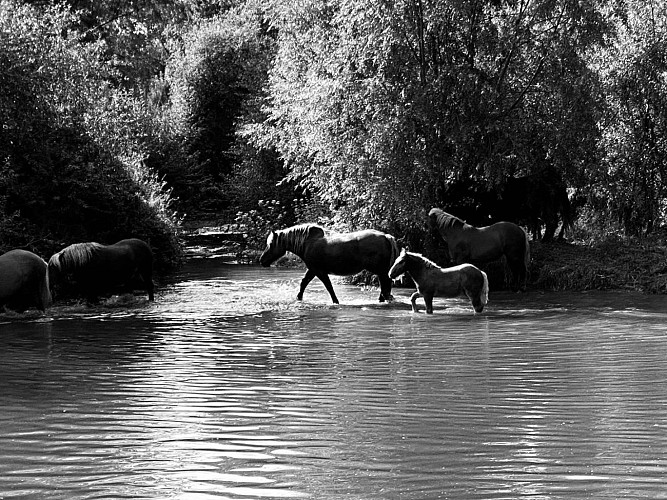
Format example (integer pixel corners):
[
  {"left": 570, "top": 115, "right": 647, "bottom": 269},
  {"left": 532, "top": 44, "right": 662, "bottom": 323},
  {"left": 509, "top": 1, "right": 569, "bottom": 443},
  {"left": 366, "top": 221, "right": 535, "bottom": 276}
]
[{"left": 2, "top": 258, "right": 667, "bottom": 499}]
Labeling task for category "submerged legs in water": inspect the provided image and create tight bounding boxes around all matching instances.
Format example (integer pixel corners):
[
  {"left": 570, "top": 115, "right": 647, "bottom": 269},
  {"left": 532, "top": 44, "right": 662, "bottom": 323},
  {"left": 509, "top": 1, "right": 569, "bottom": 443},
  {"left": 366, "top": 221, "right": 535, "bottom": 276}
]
[
  {"left": 410, "top": 291, "right": 434, "bottom": 314},
  {"left": 297, "top": 269, "right": 340, "bottom": 304}
]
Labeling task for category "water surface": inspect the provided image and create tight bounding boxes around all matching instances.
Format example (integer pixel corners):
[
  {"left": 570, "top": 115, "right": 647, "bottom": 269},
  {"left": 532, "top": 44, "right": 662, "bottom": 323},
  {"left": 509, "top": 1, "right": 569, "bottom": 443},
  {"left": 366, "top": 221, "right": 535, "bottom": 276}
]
[{"left": 1, "top": 259, "right": 667, "bottom": 499}]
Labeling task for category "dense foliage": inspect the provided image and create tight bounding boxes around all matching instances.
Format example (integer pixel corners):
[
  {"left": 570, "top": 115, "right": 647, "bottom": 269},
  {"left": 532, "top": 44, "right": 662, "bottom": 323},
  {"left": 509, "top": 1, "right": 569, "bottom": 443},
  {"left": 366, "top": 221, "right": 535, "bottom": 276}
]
[
  {"left": 0, "top": 1, "right": 180, "bottom": 267},
  {"left": 2, "top": 0, "right": 667, "bottom": 270},
  {"left": 252, "top": 0, "right": 609, "bottom": 238}
]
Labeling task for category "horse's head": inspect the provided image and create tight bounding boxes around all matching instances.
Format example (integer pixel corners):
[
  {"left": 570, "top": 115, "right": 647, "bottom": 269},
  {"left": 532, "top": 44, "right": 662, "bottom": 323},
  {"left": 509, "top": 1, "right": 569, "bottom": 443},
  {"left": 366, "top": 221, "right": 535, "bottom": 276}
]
[
  {"left": 259, "top": 230, "right": 286, "bottom": 267},
  {"left": 388, "top": 247, "right": 409, "bottom": 279}
]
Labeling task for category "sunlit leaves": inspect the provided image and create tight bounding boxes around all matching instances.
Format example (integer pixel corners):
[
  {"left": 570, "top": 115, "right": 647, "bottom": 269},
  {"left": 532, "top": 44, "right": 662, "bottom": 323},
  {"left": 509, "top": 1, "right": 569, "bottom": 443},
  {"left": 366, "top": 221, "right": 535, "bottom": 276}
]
[
  {"left": 594, "top": 0, "right": 667, "bottom": 233},
  {"left": 253, "top": 0, "right": 609, "bottom": 233}
]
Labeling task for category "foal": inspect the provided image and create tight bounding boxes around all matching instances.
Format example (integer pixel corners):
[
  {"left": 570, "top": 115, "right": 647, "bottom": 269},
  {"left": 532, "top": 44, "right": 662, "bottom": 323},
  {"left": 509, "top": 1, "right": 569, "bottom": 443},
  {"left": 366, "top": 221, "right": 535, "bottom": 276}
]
[{"left": 389, "top": 248, "right": 488, "bottom": 314}]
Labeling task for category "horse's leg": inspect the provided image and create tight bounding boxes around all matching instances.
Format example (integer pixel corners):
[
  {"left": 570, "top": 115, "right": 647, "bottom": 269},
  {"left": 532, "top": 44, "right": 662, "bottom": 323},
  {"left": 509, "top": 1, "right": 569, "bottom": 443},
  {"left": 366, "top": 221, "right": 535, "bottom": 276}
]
[
  {"left": 423, "top": 294, "right": 435, "bottom": 314},
  {"left": 543, "top": 216, "right": 557, "bottom": 242},
  {"left": 146, "top": 279, "right": 155, "bottom": 301},
  {"left": 378, "top": 274, "right": 394, "bottom": 302},
  {"left": 297, "top": 269, "right": 316, "bottom": 301},
  {"left": 141, "top": 268, "right": 155, "bottom": 301},
  {"left": 507, "top": 259, "right": 526, "bottom": 292},
  {"left": 557, "top": 222, "right": 566, "bottom": 240},
  {"left": 317, "top": 273, "right": 339, "bottom": 304},
  {"left": 410, "top": 291, "right": 422, "bottom": 312},
  {"left": 469, "top": 291, "right": 484, "bottom": 313}
]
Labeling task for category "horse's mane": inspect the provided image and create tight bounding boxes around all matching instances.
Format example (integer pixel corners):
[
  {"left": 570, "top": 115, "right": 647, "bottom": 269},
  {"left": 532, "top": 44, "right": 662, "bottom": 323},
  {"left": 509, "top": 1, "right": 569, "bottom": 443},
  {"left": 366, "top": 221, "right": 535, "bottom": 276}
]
[
  {"left": 406, "top": 251, "right": 441, "bottom": 270},
  {"left": 274, "top": 224, "right": 326, "bottom": 255},
  {"left": 429, "top": 208, "right": 465, "bottom": 230},
  {"left": 49, "top": 242, "right": 104, "bottom": 271}
]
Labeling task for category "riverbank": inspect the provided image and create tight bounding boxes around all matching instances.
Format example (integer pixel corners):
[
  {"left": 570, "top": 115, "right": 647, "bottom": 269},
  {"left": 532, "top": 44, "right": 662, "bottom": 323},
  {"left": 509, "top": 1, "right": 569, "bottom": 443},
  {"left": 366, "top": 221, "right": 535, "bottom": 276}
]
[{"left": 529, "top": 236, "right": 667, "bottom": 294}]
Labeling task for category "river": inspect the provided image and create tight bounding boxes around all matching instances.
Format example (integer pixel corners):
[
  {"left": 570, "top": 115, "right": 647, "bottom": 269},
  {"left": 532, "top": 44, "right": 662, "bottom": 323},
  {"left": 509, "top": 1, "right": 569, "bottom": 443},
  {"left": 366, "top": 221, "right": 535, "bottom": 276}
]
[{"left": 1, "top": 258, "right": 667, "bottom": 499}]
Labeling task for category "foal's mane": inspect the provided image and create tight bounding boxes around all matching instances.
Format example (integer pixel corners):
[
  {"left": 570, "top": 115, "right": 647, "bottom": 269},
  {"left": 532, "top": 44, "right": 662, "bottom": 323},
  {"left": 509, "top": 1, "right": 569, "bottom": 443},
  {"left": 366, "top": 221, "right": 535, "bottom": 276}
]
[
  {"left": 274, "top": 224, "right": 326, "bottom": 255},
  {"left": 49, "top": 242, "right": 104, "bottom": 270},
  {"left": 406, "top": 251, "right": 441, "bottom": 270},
  {"left": 429, "top": 208, "right": 465, "bottom": 230}
]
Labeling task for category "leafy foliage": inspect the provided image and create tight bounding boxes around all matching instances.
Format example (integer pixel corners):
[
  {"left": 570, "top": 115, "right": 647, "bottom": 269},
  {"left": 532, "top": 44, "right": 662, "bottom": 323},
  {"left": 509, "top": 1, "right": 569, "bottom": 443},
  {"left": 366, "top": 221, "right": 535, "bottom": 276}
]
[
  {"left": 253, "top": 0, "right": 609, "bottom": 240},
  {"left": 594, "top": 0, "right": 667, "bottom": 235},
  {"left": 164, "top": 3, "right": 278, "bottom": 213},
  {"left": 4, "top": 0, "right": 667, "bottom": 272},
  {"left": 0, "top": 1, "right": 180, "bottom": 267}
]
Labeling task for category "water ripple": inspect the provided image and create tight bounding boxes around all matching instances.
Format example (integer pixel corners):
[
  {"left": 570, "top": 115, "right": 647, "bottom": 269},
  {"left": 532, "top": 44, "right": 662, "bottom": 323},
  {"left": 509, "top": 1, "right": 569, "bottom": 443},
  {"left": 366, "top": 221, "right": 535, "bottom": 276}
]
[{"left": 2, "top": 263, "right": 667, "bottom": 498}]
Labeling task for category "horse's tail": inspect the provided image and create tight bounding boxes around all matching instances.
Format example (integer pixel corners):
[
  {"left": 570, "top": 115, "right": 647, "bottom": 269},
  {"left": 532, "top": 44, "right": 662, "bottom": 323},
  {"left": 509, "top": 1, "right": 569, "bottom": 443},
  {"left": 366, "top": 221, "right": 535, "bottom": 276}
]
[
  {"left": 386, "top": 233, "right": 400, "bottom": 267},
  {"left": 480, "top": 270, "right": 489, "bottom": 307},
  {"left": 42, "top": 259, "right": 52, "bottom": 309},
  {"left": 469, "top": 267, "right": 489, "bottom": 314}
]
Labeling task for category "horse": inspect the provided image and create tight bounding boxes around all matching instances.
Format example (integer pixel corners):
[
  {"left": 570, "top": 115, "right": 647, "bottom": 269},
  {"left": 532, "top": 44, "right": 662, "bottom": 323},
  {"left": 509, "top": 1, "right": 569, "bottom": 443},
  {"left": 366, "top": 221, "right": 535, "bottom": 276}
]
[
  {"left": 494, "top": 169, "right": 574, "bottom": 241},
  {"left": 259, "top": 224, "right": 400, "bottom": 304},
  {"left": 429, "top": 208, "right": 530, "bottom": 291},
  {"left": 0, "top": 249, "right": 51, "bottom": 312},
  {"left": 388, "top": 248, "right": 488, "bottom": 314},
  {"left": 48, "top": 238, "right": 155, "bottom": 302}
]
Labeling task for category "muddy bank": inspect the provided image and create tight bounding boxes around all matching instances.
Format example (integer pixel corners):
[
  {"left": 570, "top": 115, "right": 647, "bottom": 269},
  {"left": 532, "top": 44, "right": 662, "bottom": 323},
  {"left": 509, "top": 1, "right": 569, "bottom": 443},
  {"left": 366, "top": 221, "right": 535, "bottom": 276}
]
[{"left": 529, "top": 237, "right": 667, "bottom": 294}]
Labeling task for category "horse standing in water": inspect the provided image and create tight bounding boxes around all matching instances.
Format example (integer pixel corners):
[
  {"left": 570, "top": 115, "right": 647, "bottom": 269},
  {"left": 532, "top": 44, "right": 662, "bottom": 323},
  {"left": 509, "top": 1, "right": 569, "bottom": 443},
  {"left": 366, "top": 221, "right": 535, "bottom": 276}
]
[
  {"left": 0, "top": 249, "right": 52, "bottom": 312},
  {"left": 259, "top": 224, "right": 399, "bottom": 304},
  {"left": 48, "top": 238, "right": 155, "bottom": 303},
  {"left": 389, "top": 248, "right": 488, "bottom": 314},
  {"left": 429, "top": 208, "right": 530, "bottom": 291}
]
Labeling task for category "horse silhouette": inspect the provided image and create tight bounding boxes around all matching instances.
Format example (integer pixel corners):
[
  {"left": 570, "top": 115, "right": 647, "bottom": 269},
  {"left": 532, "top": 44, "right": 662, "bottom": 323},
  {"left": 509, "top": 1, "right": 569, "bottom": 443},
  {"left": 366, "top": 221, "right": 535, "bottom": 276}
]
[
  {"left": 48, "top": 238, "right": 154, "bottom": 303},
  {"left": 0, "top": 249, "right": 51, "bottom": 312},
  {"left": 260, "top": 224, "right": 399, "bottom": 304}
]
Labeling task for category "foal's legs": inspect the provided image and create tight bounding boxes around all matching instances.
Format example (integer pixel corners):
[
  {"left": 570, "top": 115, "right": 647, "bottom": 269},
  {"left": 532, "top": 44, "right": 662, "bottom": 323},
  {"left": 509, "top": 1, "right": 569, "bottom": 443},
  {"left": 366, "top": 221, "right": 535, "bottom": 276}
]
[
  {"left": 468, "top": 292, "right": 485, "bottom": 313},
  {"left": 410, "top": 291, "right": 422, "bottom": 312},
  {"left": 412, "top": 292, "right": 434, "bottom": 313},
  {"left": 423, "top": 294, "right": 434, "bottom": 314}
]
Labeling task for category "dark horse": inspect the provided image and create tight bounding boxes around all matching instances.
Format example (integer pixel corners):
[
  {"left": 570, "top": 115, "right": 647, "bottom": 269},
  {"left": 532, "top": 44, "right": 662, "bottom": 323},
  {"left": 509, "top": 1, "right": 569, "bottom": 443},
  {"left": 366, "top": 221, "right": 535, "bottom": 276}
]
[
  {"left": 48, "top": 238, "right": 155, "bottom": 302},
  {"left": 429, "top": 208, "right": 530, "bottom": 291},
  {"left": 259, "top": 224, "right": 399, "bottom": 304},
  {"left": 495, "top": 169, "right": 574, "bottom": 241},
  {"left": 389, "top": 248, "right": 488, "bottom": 314},
  {"left": 0, "top": 249, "right": 52, "bottom": 312}
]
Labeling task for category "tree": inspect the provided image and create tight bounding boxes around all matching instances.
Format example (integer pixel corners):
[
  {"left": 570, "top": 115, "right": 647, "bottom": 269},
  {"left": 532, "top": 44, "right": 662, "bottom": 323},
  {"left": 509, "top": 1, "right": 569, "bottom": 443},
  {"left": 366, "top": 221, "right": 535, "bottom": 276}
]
[
  {"left": 253, "top": 0, "right": 609, "bottom": 239},
  {"left": 164, "top": 2, "right": 279, "bottom": 211},
  {"left": 594, "top": 0, "right": 667, "bottom": 234},
  {"left": 0, "top": 1, "right": 180, "bottom": 265}
]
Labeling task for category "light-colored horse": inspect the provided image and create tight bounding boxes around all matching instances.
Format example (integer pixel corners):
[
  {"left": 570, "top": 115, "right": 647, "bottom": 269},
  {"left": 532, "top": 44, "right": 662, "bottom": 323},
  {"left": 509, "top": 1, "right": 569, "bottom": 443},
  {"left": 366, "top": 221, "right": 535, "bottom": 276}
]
[{"left": 389, "top": 248, "right": 488, "bottom": 314}]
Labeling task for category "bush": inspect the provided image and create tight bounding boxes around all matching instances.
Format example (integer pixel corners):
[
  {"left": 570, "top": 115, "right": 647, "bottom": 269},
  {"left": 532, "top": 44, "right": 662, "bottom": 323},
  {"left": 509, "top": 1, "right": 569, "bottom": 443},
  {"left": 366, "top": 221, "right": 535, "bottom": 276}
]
[{"left": 0, "top": 1, "right": 182, "bottom": 268}]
